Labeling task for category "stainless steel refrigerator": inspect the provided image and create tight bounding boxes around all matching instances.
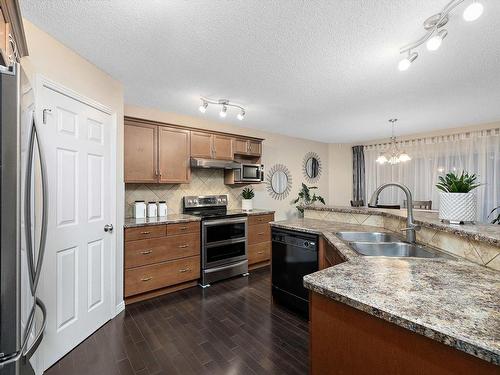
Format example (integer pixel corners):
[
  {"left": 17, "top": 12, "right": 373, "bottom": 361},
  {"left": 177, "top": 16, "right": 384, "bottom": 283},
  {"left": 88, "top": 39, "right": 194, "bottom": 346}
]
[{"left": 0, "top": 63, "right": 47, "bottom": 374}]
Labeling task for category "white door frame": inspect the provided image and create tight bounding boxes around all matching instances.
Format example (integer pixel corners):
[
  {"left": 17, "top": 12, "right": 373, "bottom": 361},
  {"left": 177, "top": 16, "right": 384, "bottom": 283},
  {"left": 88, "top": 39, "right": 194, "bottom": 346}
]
[{"left": 33, "top": 74, "right": 120, "bottom": 324}]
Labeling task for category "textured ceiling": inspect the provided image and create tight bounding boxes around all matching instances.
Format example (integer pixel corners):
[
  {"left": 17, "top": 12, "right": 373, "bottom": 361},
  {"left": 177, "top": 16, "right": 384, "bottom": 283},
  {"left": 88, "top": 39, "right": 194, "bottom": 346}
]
[{"left": 20, "top": 0, "right": 500, "bottom": 143}]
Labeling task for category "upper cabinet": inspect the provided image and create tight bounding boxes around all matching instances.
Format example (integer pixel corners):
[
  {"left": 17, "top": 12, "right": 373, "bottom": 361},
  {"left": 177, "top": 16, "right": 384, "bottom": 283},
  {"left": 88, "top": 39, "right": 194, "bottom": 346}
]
[
  {"left": 0, "top": 1, "right": 29, "bottom": 67},
  {"left": 124, "top": 119, "right": 190, "bottom": 184},
  {"left": 190, "top": 132, "right": 234, "bottom": 160},
  {"left": 233, "top": 138, "right": 262, "bottom": 157},
  {"left": 158, "top": 127, "right": 190, "bottom": 183},
  {"left": 124, "top": 117, "right": 264, "bottom": 184}
]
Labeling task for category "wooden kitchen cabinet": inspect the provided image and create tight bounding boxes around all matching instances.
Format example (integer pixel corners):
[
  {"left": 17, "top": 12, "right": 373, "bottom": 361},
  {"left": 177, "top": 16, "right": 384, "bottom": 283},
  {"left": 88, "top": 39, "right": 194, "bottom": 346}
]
[
  {"left": 190, "top": 131, "right": 213, "bottom": 159},
  {"left": 213, "top": 135, "right": 233, "bottom": 160},
  {"left": 124, "top": 221, "right": 201, "bottom": 304},
  {"left": 190, "top": 131, "right": 233, "bottom": 160},
  {"left": 125, "top": 120, "right": 190, "bottom": 184},
  {"left": 233, "top": 138, "right": 262, "bottom": 157},
  {"left": 158, "top": 126, "right": 190, "bottom": 183},
  {"left": 247, "top": 213, "right": 274, "bottom": 270},
  {"left": 319, "top": 238, "right": 345, "bottom": 269},
  {"left": 124, "top": 121, "right": 158, "bottom": 183}
]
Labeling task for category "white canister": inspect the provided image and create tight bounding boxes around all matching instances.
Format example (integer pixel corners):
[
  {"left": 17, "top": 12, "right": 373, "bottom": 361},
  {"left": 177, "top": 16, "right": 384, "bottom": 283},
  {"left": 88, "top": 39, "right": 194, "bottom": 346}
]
[
  {"left": 147, "top": 202, "right": 158, "bottom": 218},
  {"left": 158, "top": 201, "right": 168, "bottom": 217},
  {"left": 134, "top": 201, "right": 146, "bottom": 219}
]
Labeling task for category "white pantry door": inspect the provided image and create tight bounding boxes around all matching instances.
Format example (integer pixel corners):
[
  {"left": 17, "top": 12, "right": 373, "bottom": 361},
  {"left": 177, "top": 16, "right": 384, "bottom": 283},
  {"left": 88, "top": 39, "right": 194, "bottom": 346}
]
[{"left": 36, "top": 85, "right": 113, "bottom": 371}]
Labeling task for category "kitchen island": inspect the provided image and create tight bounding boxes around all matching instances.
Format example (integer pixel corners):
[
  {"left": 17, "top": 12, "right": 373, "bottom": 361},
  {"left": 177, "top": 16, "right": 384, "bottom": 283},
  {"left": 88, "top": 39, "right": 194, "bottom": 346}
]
[{"left": 271, "top": 216, "right": 500, "bottom": 374}]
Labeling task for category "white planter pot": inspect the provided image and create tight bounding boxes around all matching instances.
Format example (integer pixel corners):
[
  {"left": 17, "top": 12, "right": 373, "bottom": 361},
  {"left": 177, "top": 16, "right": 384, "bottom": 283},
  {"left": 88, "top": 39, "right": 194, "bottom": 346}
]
[
  {"left": 439, "top": 192, "right": 477, "bottom": 224},
  {"left": 242, "top": 199, "right": 253, "bottom": 211}
]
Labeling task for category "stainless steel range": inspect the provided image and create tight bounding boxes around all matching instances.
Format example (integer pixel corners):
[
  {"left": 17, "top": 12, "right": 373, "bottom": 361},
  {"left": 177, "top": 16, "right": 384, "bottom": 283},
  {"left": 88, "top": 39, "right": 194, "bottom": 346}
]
[{"left": 183, "top": 195, "right": 248, "bottom": 287}]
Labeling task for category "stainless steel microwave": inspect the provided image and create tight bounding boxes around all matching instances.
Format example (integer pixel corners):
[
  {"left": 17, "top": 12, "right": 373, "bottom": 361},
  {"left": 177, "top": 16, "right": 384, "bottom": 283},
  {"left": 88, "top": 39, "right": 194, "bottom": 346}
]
[{"left": 234, "top": 163, "right": 264, "bottom": 183}]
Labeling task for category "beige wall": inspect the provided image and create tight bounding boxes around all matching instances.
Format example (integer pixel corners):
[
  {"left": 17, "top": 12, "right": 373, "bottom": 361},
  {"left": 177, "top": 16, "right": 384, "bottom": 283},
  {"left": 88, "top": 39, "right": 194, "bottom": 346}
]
[
  {"left": 328, "top": 144, "right": 353, "bottom": 206},
  {"left": 20, "top": 19, "right": 125, "bottom": 310},
  {"left": 125, "top": 105, "right": 330, "bottom": 220}
]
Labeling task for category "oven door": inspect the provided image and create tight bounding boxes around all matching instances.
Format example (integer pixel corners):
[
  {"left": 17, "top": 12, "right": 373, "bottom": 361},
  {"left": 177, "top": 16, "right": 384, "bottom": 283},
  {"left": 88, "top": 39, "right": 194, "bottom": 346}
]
[
  {"left": 240, "top": 164, "right": 262, "bottom": 182},
  {"left": 202, "top": 217, "right": 247, "bottom": 268}
]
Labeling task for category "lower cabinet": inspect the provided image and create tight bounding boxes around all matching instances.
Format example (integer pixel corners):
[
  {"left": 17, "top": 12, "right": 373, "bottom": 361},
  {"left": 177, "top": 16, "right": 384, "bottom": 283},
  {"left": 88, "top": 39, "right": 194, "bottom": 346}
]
[
  {"left": 124, "top": 222, "right": 200, "bottom": 303},
  {"left": 247, "top": 213, "right": 274, "bottom": 270},
  {"left": 319, "top": 238, "right": 346, "bottom": 269}
]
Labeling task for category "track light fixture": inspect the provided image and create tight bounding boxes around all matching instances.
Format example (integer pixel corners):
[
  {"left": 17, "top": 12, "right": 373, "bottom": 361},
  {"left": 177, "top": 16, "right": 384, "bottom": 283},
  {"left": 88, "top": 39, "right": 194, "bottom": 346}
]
[
  {"left": 398, "top": 0, "right": 483, "bottom": 71},
  {"left": 198, "top": 97, "right": 247, "bottom": 120}
]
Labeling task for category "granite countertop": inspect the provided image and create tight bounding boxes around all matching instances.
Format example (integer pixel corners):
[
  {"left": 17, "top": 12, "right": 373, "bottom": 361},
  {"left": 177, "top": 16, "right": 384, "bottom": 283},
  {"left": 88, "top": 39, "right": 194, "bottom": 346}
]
[
  {"left": 305, "top": 205, "right": 500, "bottom": 246},
  {"left": 270, "top": 218, "right": 500, "bottom": 365},
  {"left": 124, "top": 214, "right": 200, "bottom": 228},
  {"left": 124, "top": 209, "right": 275, "bottom": 228}
]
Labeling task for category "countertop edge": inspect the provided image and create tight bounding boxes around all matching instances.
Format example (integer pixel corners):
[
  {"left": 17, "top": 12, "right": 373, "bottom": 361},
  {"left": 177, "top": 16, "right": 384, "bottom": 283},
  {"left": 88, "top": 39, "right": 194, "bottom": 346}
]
[{"left": 303, "top": 275, "right": 499, "bottom": 365}]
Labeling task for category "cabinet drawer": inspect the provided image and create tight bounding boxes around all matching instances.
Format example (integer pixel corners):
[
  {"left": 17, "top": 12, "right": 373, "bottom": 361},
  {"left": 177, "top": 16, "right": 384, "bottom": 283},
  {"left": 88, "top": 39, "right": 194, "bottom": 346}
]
[
  {"left": 125, "top": 234, "right": 200, "bottom": 269},
  {"left": 125, "top": 225, "right": 166, "bottom": 242},
  {"left": 248, "top": 242, "right": 270, "bottom": 265},
  {"left": 167, "top": 221, "right": 200, "bottom": 236},
  {"left": 248, "top": 214, "right": 274, "bottom": 226},
  {"left": 248, "top": 223, "right": 271, "bottom": 245},
  {"left": 125, "top": 255, "right": 200, "bottom": 297}
]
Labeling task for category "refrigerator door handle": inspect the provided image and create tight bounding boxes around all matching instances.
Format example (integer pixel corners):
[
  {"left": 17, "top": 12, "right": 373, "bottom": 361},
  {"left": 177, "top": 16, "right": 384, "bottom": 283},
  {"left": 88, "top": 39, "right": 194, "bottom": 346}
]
[
  {"left": 24, "top": 298, "right": 47, "bottom": 359},
  {"left": 24, "top": 114, "right": 37, "bottom": 294},
  {"left": 24, "top": 114, "right": 48, "bottom": 294}
]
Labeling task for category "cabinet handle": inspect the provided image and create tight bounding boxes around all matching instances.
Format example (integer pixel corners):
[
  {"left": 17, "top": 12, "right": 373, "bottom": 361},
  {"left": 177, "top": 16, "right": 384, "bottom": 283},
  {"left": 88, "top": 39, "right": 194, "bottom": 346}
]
[
  {"left": 140, "top": 231, "right": 151, "bottom": 235},
  {"left": 179, "top": 226, "right": 187, "bottom": 231},
  {"left": 179, "top": 268, "right": 190, "bottom": 273},
  {"left": 257, "top": 251, "right": 264, "bottom": 254},
  {"left": 141, "top": 250, "right": 153, "bottom": 255},
  {"left": 141, "top": 276, "right": 152, "bottom": 282},
  {"left": 258, "top": 232, "right": 265, "bottom": 235},
  {"left": 178, "top": 244, "right": 189, "bottom": 248}
]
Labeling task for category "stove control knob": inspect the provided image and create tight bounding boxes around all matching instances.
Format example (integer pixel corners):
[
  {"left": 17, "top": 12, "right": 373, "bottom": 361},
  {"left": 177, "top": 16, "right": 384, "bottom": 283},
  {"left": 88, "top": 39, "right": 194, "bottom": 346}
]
[{"left": 304, "top": 241, "right": 310, "bottom": 248}]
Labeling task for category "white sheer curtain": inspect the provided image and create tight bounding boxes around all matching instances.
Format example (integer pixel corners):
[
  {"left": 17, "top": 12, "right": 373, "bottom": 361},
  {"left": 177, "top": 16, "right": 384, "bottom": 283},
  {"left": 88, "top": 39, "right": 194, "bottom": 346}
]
[{"left": 364, "top": 128, "right": 500, "bottom": 222}]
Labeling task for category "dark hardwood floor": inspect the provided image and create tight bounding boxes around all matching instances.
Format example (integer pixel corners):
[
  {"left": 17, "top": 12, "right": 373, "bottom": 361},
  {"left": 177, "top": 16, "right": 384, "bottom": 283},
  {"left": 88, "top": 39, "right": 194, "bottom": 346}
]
[{"left": 45, "top": 267, "right": 309, "bottom": 375}]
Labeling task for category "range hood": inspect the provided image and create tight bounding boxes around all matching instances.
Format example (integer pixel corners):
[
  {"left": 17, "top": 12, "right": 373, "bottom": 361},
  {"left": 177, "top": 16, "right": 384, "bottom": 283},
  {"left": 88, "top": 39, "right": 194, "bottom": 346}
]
[{"left": 190, "top": 158, "right": 241, "bottom": 169}]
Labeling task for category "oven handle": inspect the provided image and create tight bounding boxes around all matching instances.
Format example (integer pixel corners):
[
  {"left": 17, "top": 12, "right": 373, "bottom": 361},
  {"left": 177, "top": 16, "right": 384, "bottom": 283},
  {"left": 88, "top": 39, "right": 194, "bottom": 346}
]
[
  {"left": 205, "top": 237, "right": 247, "bottom": 248},
  {"left": 202, "top": 217, "right": 248, "bottom": 227}
]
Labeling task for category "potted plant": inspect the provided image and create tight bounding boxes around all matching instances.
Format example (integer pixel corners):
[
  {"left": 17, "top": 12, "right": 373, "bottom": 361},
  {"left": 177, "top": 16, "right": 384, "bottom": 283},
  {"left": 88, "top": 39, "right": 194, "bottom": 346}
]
[
  {"left": 292, "top": 183, "right": 326, "bottom": 216},
  {"left": 488, "top": 206, "right": 500, "bottom": 224},
  {"left": 436, "top": 171, "right": 481, "bottom": 224},
  {"left": 241, "top": 187, "right": 255, "bottom": 211}
]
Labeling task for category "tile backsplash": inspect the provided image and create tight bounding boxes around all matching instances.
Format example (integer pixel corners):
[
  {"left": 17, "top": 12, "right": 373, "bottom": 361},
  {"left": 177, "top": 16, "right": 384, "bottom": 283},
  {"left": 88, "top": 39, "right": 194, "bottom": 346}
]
[{"left": 125, "top": 169, "right": 245, "bottom": 217}]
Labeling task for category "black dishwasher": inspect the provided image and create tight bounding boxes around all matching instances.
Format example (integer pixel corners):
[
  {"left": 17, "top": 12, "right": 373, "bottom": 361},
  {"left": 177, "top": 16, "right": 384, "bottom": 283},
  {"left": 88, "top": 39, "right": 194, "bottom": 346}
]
[{"left": 272, "top": 228, "right": 318, "bottom": 318}]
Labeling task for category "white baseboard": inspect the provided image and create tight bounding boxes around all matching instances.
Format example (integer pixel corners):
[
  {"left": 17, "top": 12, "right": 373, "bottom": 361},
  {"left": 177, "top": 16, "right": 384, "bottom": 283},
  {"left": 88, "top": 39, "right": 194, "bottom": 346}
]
[{"left": 114, "top": 301, "right": 125, "bottom": 317}]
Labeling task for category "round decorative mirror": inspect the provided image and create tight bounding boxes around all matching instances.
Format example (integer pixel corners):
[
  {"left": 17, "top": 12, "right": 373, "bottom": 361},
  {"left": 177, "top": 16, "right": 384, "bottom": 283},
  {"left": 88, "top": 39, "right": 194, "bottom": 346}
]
[
  {"left": 266, "top": 164, "right": 292, "bottom": 200},
  {"left": 303, "top": 152, "right": 322, "bottom": 183}
]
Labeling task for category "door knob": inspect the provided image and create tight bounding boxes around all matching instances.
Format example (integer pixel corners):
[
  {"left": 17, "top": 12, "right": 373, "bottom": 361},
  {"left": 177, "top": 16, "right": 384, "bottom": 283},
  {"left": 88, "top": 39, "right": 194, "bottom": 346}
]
[{"left": 104, "top": 224, "right": 114, "bottom": 232}]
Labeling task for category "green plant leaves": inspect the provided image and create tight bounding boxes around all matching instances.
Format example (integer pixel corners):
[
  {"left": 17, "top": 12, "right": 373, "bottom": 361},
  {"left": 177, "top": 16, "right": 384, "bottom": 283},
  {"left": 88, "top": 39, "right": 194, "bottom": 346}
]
[
  {"left": 241, "top": 187, "right": 255, "bottom": 199},
  {"left": 292, "top": 184, "right": 326, "bottom": 213},
  {"left": 435, "top": 171, "right": 481, "bottom": 193}
]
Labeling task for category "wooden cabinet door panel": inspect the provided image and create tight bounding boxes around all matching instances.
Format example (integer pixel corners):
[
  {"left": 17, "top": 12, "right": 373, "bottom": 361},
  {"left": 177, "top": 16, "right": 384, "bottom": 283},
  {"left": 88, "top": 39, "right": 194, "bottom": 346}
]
[
  {"left": 191, "top": 131, "right": 213, "bottom": 158},
  {"left": 125, "top": 256, "right": 200, "bottom": 297},
  {"left": 167, "top": 221, "right": 200, "bottom": 236},
  {"left": 233, "top": 139, "right": 248, "bottom": 155},
  {"left": 248, "top": 214, "right": 274, "bottom": 226},
  {"left": 125, "top": 234, "right": 200, "bottom": 269},
  {"left": 248, "top": 223, "right": 271, "bottom": 245},
  {"left": 125, "top": 225, "right": 166, "bottom": 242},
  {"left": 158, "top": 127, "right": 190, "bottom": 183},
  {"left": 248, "top": 242, "right": 270, "bottom": 265},
  {"left": 124, "top": 122, "right": 157, "bottom": 183},
  {"left": 213, "top": 135, "right": 233, "bottom": 160},
  {"left": 248, "top": 140, "right": 262, "bottom": 156}
]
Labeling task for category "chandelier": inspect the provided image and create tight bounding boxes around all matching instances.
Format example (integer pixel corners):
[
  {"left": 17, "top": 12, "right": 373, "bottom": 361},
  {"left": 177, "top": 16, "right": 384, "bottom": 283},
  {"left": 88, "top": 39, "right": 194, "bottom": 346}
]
[{"left": 376, "top": 119, "right": 411, "bottom": 165}]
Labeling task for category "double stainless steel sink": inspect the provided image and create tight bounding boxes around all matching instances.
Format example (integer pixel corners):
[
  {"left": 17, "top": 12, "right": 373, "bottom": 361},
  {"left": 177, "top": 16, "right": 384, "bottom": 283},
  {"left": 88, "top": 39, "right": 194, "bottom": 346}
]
[{"left": 336, "top": 231, "right": 442, "bottom": 258}]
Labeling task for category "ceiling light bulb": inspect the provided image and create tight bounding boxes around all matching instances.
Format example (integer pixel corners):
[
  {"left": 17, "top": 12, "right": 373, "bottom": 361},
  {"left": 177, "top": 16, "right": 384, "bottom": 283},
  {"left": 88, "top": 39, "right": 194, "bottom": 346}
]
[
  {"left": 398, "top": 52, "right": 418, "bottom": 71},
  {"left": 399, "top": 152, "right": 411, "bottom": 162},
  {"left": 426, "top": 29, "right": 448, "bottom": 51},
  {"left": 219, "top": 105, "right": 227, "bottom": 118},
  {"left": 237, "top": 110, "right": 245, "bottom": 121},
  {"left": 199, "top": 101, "right": 208, "bottom": 113},
  {"left": 376, "top": 155, "right": 388, "bottom": 164},
  {"left": 463, "top": 1, "right": 483, "bottom": 22}
]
